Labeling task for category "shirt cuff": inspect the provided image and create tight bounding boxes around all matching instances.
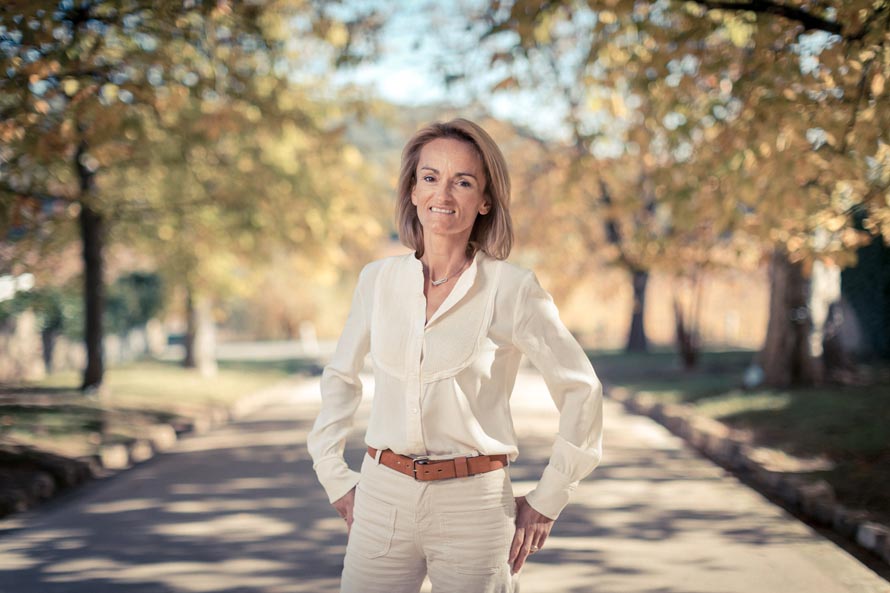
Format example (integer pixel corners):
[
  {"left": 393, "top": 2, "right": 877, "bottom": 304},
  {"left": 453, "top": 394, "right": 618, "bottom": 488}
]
[
  {"left": 524, "top": 464, "right": 579, "bottom": 520},
  {"left": 313, "top": 456, "right": 362, "bottom": 504}
]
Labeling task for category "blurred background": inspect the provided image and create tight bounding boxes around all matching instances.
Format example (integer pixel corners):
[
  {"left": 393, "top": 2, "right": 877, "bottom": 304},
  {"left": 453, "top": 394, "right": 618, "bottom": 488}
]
[{"left": 0, "top": 0, "right": 889, "bottom": 543}]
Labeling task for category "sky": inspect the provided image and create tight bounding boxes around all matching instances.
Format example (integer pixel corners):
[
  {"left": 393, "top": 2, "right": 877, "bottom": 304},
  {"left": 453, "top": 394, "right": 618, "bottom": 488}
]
[
  {"left": 325, "top": 0, "right": 842, "bottom": 158},
  {"left": 328, "top": 0, "right": 575, "bottom": 142}
]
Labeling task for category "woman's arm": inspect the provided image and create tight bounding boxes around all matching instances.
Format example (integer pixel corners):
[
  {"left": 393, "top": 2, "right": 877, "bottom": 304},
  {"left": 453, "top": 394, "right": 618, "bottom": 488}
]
[
  {"left": 306, "top": 263, "right": 373, "bottom": 505},
  {"left": 511, "top": 269, "right": 605, "bottom": 521}
]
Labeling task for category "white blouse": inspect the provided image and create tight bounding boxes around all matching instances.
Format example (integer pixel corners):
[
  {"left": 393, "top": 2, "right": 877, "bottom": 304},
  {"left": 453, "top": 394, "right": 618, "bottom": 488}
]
[{"left": 306, "top": 248, "right": 604, "bottom": 520}]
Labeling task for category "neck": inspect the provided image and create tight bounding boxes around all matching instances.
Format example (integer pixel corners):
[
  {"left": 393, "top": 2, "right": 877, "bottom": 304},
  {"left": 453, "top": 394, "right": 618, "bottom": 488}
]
[{"left": 420, "top": 235, "right": 473, "bottom": 280}]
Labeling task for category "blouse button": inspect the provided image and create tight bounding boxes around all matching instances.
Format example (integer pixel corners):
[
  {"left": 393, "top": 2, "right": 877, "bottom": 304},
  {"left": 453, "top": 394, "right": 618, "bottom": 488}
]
[{"left": 410, "top": 407, "right": 419, "bottom": 414}]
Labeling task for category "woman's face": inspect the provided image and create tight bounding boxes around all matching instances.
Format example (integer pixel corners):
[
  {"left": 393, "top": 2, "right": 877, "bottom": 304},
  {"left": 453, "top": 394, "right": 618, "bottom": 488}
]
[{"left": 411, "top": 137, "right": 491, "bottom": 242}]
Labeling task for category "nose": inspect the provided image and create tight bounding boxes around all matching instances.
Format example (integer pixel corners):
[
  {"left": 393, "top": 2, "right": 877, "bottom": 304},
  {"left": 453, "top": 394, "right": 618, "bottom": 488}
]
[{"left": 435, "top": 181, "right": 454, "bottom": 201}]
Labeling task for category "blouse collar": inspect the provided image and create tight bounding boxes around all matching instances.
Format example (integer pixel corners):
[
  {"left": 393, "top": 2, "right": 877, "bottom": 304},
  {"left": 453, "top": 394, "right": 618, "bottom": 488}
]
[{"left": 410, "top": 248, "right": 485, "bottom": 328}]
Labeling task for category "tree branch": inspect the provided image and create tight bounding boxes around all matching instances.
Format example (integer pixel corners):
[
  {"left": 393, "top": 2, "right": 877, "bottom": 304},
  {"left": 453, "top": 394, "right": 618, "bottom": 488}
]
[
  {"left": 687, "top": 0, "right": 843, "bottom": 35},
  {"left": 838, "top": 57, "right": 874, "bottom": 154},
  {"left": 0, "top": 182, "right": 70, "bottom": 203},
  {"left": 846, "top": 1, "right": 890, "bottom": 41}
]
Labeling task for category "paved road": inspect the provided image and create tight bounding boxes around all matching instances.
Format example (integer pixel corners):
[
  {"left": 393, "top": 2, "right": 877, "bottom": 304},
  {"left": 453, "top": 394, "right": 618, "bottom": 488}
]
[{"left": 1, "top": 371, "right": 888, "bottom": 593}]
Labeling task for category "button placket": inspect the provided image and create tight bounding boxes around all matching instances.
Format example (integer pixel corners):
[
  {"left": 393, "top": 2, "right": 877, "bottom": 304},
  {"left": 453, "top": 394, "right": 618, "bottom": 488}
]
[{"left": 405, "top": 311, "right": 425, "bottom": 448}]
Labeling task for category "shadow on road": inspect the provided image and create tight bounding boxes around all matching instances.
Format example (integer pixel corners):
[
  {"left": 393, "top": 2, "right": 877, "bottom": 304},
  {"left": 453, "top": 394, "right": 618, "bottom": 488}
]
[{"left": 0, "top": 376, "right": 886, "bottom": 593}]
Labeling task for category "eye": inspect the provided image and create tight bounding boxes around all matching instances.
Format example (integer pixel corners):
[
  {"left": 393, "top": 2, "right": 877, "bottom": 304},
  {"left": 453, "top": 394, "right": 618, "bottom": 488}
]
[
  {"left": 422, "top": 175, "right": 436, "bottom": 183},
  {"left": 457, "top": 179, "right": 473, "bottom": 188}
]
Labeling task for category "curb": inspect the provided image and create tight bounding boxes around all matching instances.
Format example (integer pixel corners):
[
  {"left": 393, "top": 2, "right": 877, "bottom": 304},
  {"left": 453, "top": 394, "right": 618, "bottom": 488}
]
[
  {"left": 0, "top": 375, "right": 307, "bottom": 518},
  {"left": 607, "top": 384, "right": 890, "bottom": 567},
  {"left": 92, "top": 376, "right": 305, "bottom": 471}
]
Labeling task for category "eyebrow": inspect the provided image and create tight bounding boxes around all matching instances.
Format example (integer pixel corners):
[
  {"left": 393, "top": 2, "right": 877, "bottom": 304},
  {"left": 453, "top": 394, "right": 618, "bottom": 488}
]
[{"left": 420, "top": 166, "right": 478, "bottom": 180}]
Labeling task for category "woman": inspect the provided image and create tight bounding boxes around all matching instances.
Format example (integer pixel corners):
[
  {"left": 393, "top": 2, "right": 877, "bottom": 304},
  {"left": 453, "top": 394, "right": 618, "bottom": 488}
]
[{"left": 307, "top": 118, "right": 604, "bottom": 593}]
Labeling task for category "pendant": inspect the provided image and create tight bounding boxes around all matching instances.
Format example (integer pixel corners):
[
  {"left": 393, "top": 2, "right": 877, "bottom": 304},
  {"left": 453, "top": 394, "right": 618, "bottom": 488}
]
[{"left": 431, "top": 277, "right": 448, "bottom": 286}]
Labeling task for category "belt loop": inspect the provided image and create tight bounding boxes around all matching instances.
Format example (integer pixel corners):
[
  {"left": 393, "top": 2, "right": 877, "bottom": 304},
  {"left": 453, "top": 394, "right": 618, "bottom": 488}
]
[
  {"left": 454, "top": 455, "right": 469, "bottom": 478},
  {"left": 374, "top": 448, "right": 383, "bottom": 463}
]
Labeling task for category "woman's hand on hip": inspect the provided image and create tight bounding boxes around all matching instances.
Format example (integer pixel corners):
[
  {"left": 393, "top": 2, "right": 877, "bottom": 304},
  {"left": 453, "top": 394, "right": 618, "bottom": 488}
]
[
  {"left": 332, "top": 487, "right": 357, "bottom": 535},
  {"left": 509, "top": 495, "right": 554, "bottom": 574}
]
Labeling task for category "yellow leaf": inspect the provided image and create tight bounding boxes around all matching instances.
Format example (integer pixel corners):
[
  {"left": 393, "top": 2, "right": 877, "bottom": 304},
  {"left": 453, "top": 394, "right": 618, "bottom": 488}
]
[
  {"left": 533, "top": 13, "right": 552, "bottom": 44},
  {"left": 62, "top": 78, "right": 80, "bottom": 96},
  {"left": 825, "top": 215, "right": 845, "bottom": 232},
  {"left": 245, "top": 105, "right": 262, "bottom": 122},
  {"left": 342, "top": 145, "right": 363, "bottom": 167},
  {"left": 776, "top": 130, "right": 788, "bottom": 152},
  {"left": 727, "top": 20, "right": 754, "bottom": 47},
  {"left": 101, "top": 83, "right": 118, "bottom": 101},
  {"left": 871, "top": 73, "right": 885, "bottom": 97},
  {"left": 610, "top": 93, "right": 628, "bottom": 118},
  {"left": 327, "top": 22, "right": 349, "bottom": 49}
]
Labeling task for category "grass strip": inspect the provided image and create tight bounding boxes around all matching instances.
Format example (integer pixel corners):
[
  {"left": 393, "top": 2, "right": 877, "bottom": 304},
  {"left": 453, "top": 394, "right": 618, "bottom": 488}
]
[{"left": 589, "top": 348, "right": 890, "bottom": 525}]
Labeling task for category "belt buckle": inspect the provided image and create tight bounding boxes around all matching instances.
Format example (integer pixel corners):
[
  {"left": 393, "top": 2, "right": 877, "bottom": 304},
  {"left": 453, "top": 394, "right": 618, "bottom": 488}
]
[{"left": 411, "top": 456, "right": 430, "bottom": 478}]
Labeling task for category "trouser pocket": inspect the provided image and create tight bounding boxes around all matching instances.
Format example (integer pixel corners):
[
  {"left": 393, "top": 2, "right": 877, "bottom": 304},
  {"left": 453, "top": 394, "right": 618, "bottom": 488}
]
[
  {"left": 351, "top": 485, "right": 397, "bottom": 559},
  {"left": 440, "top": 504, "right": 513, "bottom": 575}
]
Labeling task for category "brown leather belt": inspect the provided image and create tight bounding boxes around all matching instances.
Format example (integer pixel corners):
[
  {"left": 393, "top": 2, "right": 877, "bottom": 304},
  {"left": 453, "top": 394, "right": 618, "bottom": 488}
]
[{"left": 368, "top": 446, "right": 508, "bottom": 481}]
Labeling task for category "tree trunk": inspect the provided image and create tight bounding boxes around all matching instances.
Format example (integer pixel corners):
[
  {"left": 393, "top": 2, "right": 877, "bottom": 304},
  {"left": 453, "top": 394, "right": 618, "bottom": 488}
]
[
  {"left": 79, "top": 204, "right": 105, "bottom": 391},
  {"left": 41, "top": 328, "right": 57, "bottom": 373},
  {"left": 183, "top": 288, "right": 196, "bottom": 369},
  {"left": 673, "top": 299, "right": 699, "bottom": 370},
  {"left": 821, "top": 300, "right": 859, "bottom": 383},
  {"left": 77, "top": 129, "right": 105, "bottom": 392},
  {"left": 758, "top": 248, "right": 817, "bottom": 387},
  {"left": 626, "top": 268, "right": 649, "bottom": 352},
  {"left": 182, "top": 287, "right": 218, "bottom": 377}
]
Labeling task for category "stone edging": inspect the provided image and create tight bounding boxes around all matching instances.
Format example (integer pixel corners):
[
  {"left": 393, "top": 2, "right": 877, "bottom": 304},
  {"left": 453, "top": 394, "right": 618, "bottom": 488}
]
[
  {"left": 607, "top": 385, "right": 890, "bottom": 567},
  {"left": 94, "top": 378, "right": 297, "bottom": 472},
  {"left": 0, "top": 376, "right": 304, "bottom": 518}
]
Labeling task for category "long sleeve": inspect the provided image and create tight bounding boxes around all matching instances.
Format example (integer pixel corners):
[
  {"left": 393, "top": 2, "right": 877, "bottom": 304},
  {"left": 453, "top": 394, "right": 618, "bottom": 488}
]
[
  {"left": 306, "top": 264, "right": 372, "bottom": 504},
  {"left": 512, "top": 270, "right": 604, "bottom": 520}
]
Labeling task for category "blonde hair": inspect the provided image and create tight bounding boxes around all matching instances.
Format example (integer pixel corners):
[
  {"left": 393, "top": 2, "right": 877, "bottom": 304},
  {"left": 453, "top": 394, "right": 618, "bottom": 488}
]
[{"left": 395, "top": 118, "right": 513, "bottom": 260}]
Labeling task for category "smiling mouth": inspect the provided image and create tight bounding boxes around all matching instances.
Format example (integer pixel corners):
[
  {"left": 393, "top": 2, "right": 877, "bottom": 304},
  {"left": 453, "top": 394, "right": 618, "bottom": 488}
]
[{"left": 430, "top": 207, "right": 456, "bottom": 214}]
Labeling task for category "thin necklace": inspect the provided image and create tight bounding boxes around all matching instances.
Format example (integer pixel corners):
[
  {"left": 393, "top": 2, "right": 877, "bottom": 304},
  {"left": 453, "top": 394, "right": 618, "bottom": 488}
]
[{"left": 428, "top": 255, "right": 471, "bottom": 286}]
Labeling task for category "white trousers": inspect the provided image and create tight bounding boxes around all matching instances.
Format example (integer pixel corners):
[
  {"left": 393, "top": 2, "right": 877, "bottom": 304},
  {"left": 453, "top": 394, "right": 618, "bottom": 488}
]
[{"left": 341, "top": 451, "right": 520, "bottom": 593}]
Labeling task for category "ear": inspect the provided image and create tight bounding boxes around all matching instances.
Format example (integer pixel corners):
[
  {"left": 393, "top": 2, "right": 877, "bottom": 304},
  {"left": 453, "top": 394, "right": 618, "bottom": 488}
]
[
  {"left": 479, "top": 198, "right": 492, "bottom": 215},
  {"left": 410, "top": 182, "right": 418, "bottom": 206}
]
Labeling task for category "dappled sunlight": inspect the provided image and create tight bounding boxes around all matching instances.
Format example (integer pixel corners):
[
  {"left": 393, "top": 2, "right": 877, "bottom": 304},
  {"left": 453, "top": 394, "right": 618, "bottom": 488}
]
[
  {"left": 84, "top": 498, "right": 160, "bottom": 515},
  {"left": 0, "top": 400, "right": 359, "bottom": 591},
  {"left": 150, "top": 512, "right": 295, "bottom": 541},
  {"left": 164, "top": 497, "right": 296, "bottom": 514},
  {"left": 43, "top": 556, "right": 123, "bottom": 575},
  {"left": 169, "top": 475, "right": 295, "bottom": 496},
  {"left": 218, "top": 477, "right": 296, "bottom": 491},
  {"left": 0, "top": 550, "right": 41, "bottom": 570},
  {"left": 4, "top": 528, "right": 90, "bottom": 544},
  {"left": 49, "top": 538, "right": 87, "bottom": 551},
  {"left": 745, "top": 447, "right": 835, "bottom": 473},
  {"left": 172, "top": 427, "right": 303, "bottom": 454},
  {"left": 44, "top": 557, "right": 294, "bottom": 592},
  {"left": 1, "top": 380, "right": 886, "bottom": 593},
  {"left": 696, "top": 391, "right": 793, "bottom": 418},
  {"left": 495, "top": 388, "right": 833, "bottom": 591}
]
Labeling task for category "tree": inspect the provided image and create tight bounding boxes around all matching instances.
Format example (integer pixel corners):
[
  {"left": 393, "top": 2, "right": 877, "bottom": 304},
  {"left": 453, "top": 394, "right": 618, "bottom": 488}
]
[
  {"left": 105, "top": 87, "right": 387, "bottom": 371},
  {"left": 0, "top": 0, "right": 374, "bottom": 388},
  {"left": 466, "top": 0, "right": 890, "bottom": 385}
]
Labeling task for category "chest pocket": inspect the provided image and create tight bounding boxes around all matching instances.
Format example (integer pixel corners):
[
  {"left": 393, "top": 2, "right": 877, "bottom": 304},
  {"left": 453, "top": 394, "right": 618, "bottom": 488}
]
[
  {"left": 369, "top": 256, "right": 501, "bottom": 382},
  {"left": 368, "top": 258, "right": 413, "bottom": 379}
]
